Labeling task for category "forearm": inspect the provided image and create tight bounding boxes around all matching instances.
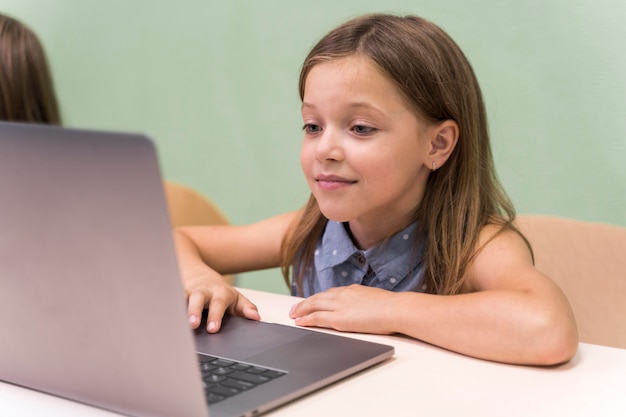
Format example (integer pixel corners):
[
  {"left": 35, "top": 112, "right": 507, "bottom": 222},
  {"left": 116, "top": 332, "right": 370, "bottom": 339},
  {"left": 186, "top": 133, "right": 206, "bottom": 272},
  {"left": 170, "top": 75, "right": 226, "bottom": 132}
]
[
  {"left": 390, "top": 290, "right": 578, "bottom": 365},
  {"left": 174, "top": 212, "right": 297, "bottom": 275},
  {"left": 175, "top": 226, "right": 250, "bottom": 275},
  {"left": 174, "top": 226, "right": 278, "bottom": 276},
  {"left": 173, "top": 229, "right": 224, "bottom": 278}
]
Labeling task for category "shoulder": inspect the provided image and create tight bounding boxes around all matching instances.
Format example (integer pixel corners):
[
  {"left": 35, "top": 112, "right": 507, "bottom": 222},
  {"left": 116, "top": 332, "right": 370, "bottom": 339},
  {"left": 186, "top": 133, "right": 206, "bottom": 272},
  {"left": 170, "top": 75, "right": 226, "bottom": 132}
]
[{"left": 462, "top": 223, "right": 538, "bottom": 293}]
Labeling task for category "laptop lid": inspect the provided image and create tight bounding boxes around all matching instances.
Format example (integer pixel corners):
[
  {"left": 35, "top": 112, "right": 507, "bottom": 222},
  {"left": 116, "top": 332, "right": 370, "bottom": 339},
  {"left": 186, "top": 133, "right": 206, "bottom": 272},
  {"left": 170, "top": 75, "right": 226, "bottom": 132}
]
[
  {"left": 0, "top": 122, "right": 209, "bottom": 417},
  {"left": 0, "top": 122, "right": 394, "bottom": 417}
]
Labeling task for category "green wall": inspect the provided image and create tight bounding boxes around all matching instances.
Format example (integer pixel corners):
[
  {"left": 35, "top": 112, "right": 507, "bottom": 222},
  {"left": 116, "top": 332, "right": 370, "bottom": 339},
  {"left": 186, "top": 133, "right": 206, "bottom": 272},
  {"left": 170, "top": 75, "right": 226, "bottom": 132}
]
[{"left": 3, "top": 0, "right": 625, "bottom": 295}]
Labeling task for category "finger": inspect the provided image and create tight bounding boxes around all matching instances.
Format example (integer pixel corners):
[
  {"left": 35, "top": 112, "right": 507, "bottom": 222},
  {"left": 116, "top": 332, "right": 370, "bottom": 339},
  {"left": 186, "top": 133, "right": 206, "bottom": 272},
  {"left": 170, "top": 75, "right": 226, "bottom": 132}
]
[
  {"left": 289, "top": 300, "right": 303, "bottom": 319},
  {"left": 187, "top": 291, "right": 207, "bottom": 329},
  {"left": 231, "top": 295, "right": 260, "bottom": 321},
  {"left": 289, "top": 294, "right": 333, "bottom": 318},
  {"left": 294, "top": 311, "right": 334, "bottom": 330},
  {"left": 205, "top": 296, "right": 229, "bottom": 333},
  {"left": 243, "top": 305, "right": 261, "bottom": 321}
]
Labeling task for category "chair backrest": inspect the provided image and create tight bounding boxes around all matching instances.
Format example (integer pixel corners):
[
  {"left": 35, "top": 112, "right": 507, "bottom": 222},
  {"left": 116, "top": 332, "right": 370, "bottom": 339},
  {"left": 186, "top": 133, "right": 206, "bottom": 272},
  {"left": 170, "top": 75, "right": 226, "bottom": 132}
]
[
  {"left": 516, "top": 214, "right": 626, "bottom": 349},
  {"left": 163, "top": 181, "right": 234, "bottom": 284},
  {"left": 164, "top": 181, "right": 229, "bottom": 227}
]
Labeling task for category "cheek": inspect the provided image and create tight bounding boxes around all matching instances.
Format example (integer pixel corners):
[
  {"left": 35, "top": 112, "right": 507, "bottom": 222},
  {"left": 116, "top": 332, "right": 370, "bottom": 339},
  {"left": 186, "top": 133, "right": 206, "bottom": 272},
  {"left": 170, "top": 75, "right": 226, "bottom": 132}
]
[
  {"left": 362, "top": 154, "right": 422, "bottom": 191},
  {"left": 300, "top": 142, "right": 313, "bottom": 174}
]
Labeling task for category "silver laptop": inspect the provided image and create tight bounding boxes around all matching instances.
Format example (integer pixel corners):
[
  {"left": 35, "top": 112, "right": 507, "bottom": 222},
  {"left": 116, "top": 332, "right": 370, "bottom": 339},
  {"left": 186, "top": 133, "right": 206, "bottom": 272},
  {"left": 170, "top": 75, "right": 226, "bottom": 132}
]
[{"left": 0, "top": 122, "right": 394, "bottom": 417}]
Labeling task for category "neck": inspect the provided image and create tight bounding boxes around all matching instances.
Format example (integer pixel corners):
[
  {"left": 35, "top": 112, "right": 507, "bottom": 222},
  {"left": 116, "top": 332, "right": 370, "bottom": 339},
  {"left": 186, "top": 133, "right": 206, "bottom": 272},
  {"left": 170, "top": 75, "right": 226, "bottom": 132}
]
[{"left": 346, "top": 214, "right": 415, "bottom": 250}]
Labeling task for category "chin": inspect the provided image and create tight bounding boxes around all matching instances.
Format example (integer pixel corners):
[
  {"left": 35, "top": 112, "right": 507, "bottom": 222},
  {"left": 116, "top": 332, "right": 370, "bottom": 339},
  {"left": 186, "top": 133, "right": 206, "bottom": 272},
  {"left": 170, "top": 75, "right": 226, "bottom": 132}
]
[{"left": 317, "top": 205, "right": 352, "bottom": 223}]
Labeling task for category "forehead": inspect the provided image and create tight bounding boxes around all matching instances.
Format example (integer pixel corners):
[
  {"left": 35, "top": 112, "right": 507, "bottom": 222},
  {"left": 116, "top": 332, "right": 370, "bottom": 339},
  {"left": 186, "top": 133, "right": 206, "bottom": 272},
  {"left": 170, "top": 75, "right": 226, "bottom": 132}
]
[
  {"left": 305, "top": 55, "right": 389, "bottom": 91},
  {"left": 302, "top": 55, "right": 409, "bottom": 114}
]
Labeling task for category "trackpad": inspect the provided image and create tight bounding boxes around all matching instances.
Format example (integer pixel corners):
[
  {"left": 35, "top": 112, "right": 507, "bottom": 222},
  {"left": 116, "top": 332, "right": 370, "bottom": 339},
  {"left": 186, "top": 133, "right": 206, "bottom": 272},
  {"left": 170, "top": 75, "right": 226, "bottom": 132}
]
[{"left": 194, "top": 314, "right": 312, "bottom": 360}]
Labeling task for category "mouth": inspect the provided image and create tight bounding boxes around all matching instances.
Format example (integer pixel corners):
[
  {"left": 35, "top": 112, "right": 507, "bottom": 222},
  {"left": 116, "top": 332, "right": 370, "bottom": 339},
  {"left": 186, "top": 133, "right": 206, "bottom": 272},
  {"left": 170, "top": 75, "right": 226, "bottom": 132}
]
[{"left": 314, "top": 174, "right": 357, "bottom": 189}]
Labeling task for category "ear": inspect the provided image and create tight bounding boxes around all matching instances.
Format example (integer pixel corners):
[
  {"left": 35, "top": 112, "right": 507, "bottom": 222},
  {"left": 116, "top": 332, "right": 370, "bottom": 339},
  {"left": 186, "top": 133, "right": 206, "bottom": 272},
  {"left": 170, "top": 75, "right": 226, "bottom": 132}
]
[{"left": 427, "top": 120, "right": 458, "bottom": 170}]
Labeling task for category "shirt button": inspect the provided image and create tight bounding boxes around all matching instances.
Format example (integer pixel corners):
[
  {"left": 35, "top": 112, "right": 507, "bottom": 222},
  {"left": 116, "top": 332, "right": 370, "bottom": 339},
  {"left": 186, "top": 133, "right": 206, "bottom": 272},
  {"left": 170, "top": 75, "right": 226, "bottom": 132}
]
[
  {"left": 389, "top": 277, "right": 397, "bottom": 284},
  {"left": 355, "top": 253, "right": 366, "bottom": 266}
]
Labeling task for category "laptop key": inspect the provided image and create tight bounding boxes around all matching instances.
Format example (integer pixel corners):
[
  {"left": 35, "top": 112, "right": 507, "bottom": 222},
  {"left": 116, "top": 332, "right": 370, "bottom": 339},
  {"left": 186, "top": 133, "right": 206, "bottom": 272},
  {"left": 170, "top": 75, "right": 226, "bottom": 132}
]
[
  {"left": 222, "top": 378, "right": 256, "bottom": 391},
  {"left": 263, "top": 370, "right": 286, "bottom": 379},
  {"left": 208, "top": 385, "right": 240, "bottom": 397},
  {"left": 211, "top": 359, "right": 235, "bottom": 367},
  {"left": 206, "top": 393, "right": 225, "bottom": 404},
  {"left": 229, "top": 371, "right": 271, "bottom": 385},
  {"left": 198, "top": 355, "right": 218, "bottom": 363},
  {"left": 202, "top": 374, "right": 226, "bottom": 384},
  {"left": 212, "top": 367, "right": 234, "bottom": 376},
  {"left": 200, "top": 363, "right": 217, "bottom": 372}
]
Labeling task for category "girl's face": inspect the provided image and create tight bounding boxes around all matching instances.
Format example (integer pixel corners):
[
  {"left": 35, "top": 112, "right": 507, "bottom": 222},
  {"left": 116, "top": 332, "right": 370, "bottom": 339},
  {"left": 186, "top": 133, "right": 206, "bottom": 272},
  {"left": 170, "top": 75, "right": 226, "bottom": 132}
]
[{"left": 300, "top": 55, "right": 436, "bottom": 247}]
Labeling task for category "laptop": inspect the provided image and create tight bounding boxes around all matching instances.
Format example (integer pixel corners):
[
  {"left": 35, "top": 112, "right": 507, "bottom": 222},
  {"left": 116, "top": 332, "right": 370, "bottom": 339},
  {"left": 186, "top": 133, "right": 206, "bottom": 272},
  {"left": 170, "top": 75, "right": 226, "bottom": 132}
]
[{"left": 0, "top": 122, "right": 394, "bottom": 417}]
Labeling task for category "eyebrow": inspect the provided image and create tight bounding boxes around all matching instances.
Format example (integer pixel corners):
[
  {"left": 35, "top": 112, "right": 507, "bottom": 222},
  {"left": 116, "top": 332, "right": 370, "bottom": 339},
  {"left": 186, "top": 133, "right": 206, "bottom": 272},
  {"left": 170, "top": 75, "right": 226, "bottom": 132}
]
[{"left": 301, "top": 101, "right": 387, "bottom": 116}]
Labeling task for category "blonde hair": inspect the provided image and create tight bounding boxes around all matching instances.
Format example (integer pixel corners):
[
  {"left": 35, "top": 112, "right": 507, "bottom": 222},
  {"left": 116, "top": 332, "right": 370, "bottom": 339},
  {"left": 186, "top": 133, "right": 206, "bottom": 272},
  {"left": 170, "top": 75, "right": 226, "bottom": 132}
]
[
  {"left": 0, "top": 13, "right": 61, "bottom": 124},
  {"left": 281, "top": 13, "right": 524, "bottom": 295}
]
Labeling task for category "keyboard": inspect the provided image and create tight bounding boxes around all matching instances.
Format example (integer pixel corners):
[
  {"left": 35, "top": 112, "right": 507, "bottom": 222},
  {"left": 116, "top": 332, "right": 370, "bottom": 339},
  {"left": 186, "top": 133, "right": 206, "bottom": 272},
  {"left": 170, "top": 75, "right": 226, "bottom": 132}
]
[{"left": 197, "top": 354, "right": 287, "bottom": 404}]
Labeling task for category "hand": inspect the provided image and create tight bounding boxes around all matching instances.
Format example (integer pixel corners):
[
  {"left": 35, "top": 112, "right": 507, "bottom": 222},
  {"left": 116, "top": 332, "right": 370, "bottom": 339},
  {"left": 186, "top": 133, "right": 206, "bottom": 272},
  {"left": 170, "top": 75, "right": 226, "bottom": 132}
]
[
  {"left": 185, "top": 266, "right": 260, "bottom": 333},
  {"left": 288, "top": 284, "right": 396, "bottom": 334}
]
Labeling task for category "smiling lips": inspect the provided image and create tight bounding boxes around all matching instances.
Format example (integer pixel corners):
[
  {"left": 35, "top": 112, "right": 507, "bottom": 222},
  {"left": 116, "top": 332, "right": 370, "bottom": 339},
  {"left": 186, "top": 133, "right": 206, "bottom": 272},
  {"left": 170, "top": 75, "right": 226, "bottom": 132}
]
[{"left": 315, "top": 174, "right": 357, "bottom": 190}]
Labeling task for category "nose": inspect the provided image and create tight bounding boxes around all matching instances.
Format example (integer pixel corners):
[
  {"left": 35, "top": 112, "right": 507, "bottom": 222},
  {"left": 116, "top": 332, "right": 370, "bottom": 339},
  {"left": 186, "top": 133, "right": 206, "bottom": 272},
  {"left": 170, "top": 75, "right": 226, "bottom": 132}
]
[{"left": 315, "top": 128, "right": 344, "bottom": 162}]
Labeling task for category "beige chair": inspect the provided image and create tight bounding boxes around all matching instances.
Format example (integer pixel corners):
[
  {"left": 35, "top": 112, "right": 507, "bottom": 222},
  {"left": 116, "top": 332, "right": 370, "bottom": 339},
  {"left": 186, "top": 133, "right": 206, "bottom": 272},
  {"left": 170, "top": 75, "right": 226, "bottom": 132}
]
[
  {"left": 163, "top": 181, "right": 234, "bottom": 284},
  {"left": 516, "top": 214, "right": 626, "bottom": 349},
  {"left": 164, "top": 181, "right": 230, "bottom": 227}
]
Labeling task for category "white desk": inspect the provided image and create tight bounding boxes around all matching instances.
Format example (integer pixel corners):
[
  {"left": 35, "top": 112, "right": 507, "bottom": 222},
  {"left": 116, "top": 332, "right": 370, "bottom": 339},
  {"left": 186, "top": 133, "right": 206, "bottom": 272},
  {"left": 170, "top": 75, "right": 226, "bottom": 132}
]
[{"left": 2, "top": 288, "right": 626, "bottom": 417}]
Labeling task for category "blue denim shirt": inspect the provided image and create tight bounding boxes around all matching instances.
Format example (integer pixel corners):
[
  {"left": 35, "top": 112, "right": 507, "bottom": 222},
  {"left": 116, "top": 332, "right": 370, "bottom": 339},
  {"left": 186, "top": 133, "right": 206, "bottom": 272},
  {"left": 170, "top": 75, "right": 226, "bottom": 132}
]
[{"left": 292, "top": 220, "right": 426, "bottom": 297}]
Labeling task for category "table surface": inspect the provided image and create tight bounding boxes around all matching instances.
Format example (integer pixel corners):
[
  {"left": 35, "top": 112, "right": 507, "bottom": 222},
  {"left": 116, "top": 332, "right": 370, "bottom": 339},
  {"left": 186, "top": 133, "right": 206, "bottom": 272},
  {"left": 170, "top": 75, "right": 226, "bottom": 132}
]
[{"left": 2, "top": 287, "right": 626, "bottom": 417}]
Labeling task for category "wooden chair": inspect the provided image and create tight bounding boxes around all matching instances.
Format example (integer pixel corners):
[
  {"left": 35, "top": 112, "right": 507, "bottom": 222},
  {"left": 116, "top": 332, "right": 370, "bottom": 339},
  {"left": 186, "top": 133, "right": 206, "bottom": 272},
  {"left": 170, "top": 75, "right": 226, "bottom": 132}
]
[
  {"left": 516, "top": 214, "right": 626, "bottom": 349},
  {"left": 163, "top": 181, "right": 234, "bottom": 284},
  {"left": 164, "top": 181, "right": 229, "bottom": 227}
]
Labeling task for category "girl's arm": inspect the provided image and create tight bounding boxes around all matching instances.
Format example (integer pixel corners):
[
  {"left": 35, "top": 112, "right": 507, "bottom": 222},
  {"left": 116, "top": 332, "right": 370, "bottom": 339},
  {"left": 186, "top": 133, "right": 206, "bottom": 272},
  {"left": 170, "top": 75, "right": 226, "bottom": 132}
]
[
  {"left": 174, "top": 211, "right": 298, "bottom": 333},
  {"left": 289, "top": 226, "right": 579, "bottom": 365}
]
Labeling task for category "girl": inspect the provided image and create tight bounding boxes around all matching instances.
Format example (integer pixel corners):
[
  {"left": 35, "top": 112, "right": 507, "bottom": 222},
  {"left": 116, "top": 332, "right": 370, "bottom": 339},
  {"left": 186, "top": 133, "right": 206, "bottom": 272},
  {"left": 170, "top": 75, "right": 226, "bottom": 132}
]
[
  {"left": 175, "top": 13, "right": 578, "bottom": 365},
  {"left": 0, "top": 13, "right": 62, "bottom": 124}
]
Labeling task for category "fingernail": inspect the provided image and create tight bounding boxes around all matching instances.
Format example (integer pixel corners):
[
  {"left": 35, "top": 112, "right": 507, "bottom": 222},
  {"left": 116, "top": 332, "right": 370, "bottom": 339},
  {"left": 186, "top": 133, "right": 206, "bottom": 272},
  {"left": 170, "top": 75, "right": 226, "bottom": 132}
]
[
  {"left": 208, "top": 321, "right": 217, "bottom": 331},
  {"left": 289, "top": 304, "right": 296, "bottom": 316},
  {"left": 189, "top": 315, "right": 197, "bottom": 324}
]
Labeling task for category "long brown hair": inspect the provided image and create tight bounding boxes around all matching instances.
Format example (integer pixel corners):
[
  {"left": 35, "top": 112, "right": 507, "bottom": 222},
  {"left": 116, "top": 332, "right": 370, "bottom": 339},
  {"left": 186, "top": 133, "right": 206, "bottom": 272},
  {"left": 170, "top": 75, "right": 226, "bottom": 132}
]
[
  {"left": 0, "top": 13, "right": 61, "bottom": 124},
  {"left": 281, "top": 13, "right": 523, "bottom": 295}
]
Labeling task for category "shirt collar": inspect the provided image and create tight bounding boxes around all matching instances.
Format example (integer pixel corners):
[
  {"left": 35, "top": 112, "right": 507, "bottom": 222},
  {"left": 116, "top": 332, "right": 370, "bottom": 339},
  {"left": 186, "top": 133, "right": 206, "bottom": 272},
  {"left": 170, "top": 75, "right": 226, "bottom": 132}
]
[
  {"left": 317, "top": 221, "right": 359, "bottom": 269},
  {"left": 316, "top": 220, "right": 423, "bottom": 281}
]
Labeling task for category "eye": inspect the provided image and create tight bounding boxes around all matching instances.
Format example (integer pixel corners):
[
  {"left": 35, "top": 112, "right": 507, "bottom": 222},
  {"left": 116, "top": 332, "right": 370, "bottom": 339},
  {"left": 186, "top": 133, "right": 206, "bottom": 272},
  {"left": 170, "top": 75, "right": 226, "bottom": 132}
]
[
  {"left": 302, "top": 123, "right": 322, "bottom": 134},
  {"left": 351, "top": 124, "right": 376, "bottom": 135}
]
